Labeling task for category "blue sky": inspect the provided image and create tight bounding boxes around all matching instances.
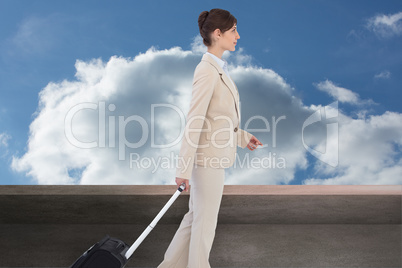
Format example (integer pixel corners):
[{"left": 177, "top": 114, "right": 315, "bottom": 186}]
[{"left": 1, "top": 0, "right": 401, "bottom": 185}]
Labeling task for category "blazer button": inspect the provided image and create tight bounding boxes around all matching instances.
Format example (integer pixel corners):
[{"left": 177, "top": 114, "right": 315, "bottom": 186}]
[{"left": 234, "top": 127, "right": 238, "bottom": 132}]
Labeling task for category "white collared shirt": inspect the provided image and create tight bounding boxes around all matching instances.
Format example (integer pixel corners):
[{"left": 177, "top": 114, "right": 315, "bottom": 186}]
[{"left": 205, "top": 52, "right": 235, "bottom": 89}]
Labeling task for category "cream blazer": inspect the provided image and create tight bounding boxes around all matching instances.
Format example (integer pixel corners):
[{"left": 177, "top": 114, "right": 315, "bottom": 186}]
[{"left": 176, "top": 54, "right": 253, "bottom": 180}]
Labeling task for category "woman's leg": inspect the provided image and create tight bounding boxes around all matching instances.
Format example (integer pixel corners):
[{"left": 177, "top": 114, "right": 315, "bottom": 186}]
[{"left": 187, "top": 165, "right": 225, "bottom": 268}]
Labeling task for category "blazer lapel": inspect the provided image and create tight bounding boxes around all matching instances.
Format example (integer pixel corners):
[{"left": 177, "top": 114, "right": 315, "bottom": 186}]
[{"left": 202, "top": 54, "right": 240, "bottom": 120}]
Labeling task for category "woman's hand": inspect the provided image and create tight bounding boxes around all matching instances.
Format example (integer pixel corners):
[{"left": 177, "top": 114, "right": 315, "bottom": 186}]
[
  {"left": 176, "top": 177, "right": 189, "bottom": 192},
  {"left": 247, "top": 135, "right": 263, "bottom": 151}
]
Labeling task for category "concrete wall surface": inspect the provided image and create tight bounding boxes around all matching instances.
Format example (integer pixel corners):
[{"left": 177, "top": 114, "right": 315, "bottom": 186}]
[{"left": 0, "top": 185, "right": 400, "bottom": 268}]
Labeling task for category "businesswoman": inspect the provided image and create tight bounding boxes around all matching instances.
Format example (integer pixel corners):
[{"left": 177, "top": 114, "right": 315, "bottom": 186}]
[{"left": 158, "top": 8, "right": 262, "bottom": 268}]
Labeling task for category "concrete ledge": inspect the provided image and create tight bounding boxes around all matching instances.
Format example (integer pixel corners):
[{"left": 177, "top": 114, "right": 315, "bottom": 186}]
[
  {"left": 1, "top": 185, "right": 400, "bottom": 225},
  {"left": 0, "top": 185, "right": 401, "bottom": 267}
]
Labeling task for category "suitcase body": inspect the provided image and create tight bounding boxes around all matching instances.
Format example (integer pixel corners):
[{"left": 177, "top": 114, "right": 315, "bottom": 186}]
[{"left": 70, "top": 236, "right": 129, "bottom": 268}]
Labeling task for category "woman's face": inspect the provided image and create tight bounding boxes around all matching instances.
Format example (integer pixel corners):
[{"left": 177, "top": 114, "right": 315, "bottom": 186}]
[{"left": 219, "top": 24, "right": 240, "bottom": 52}]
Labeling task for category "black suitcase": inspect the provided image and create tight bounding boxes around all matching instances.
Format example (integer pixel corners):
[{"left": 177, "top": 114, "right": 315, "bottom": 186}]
[
  {"left": 69, "top": 184, "right": 186, "bottom": 268},
  {"left": 70, "top": 236, "right": 129, "bottom": 268}
]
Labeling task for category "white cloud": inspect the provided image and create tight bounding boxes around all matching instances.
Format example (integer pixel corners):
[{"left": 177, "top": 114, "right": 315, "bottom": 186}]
[
  {"left": 12, "top": 47, "right": 198, "bottom": 185},
  {"left": 190, "top": 36, "right": 207, "bottom": 55},
  {"left": 11, "top": 15, "right": 59, "bottom": 55},
  {"left": 11, "top": 42, "right": 402, "bottom": 185},
  {"left": 367, "top": 11, "right": 402, "bottom": 38},
  {"left": 374, "top": 70, "right": 391, "bottom": 79},
  {"left": 315, "top": 80, "right": 360, "bottom": 104},
  {"left": 304, "top": 111, "right": 402, "bottom": 185},
  {"left": 0, "top": 133, "right": 11, "bottom": 148},
  {"left": 0, "top": 133, "right": 11, "bottom": 158},
  {"left": 306, "top": 81, "right": 402, "bottom": 185}
]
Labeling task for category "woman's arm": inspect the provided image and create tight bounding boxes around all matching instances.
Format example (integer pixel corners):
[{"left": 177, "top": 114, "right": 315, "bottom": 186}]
[{"left": 175, "top": 64, "right": 218, "bottom": 180}]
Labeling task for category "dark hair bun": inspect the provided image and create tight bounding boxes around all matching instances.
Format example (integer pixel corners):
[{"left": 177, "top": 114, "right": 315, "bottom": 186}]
[{"left": 198, "top": 11, "right": 209, "bottom": 30}]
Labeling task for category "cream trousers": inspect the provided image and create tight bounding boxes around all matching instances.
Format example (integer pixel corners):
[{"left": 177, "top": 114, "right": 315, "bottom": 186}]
[{"left": 157, "top": 164, "right": 225, "bottom": 268}]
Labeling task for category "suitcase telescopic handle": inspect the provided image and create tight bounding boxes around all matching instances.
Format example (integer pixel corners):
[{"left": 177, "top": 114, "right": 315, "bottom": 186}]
[
  {"left": 178, "top": 182, "right": 186, "bottom": 192},
  {"left": 125, "top": 183, "right": 186, "bottom": 259}
]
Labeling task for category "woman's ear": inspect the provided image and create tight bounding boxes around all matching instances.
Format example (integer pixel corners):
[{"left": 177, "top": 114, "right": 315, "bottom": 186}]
[
  {"left": 211, "top": 28, "right": 221, "bottom": 44},
  {"left": 212, "top": 28, "right": 221, "bottom": 38}
]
